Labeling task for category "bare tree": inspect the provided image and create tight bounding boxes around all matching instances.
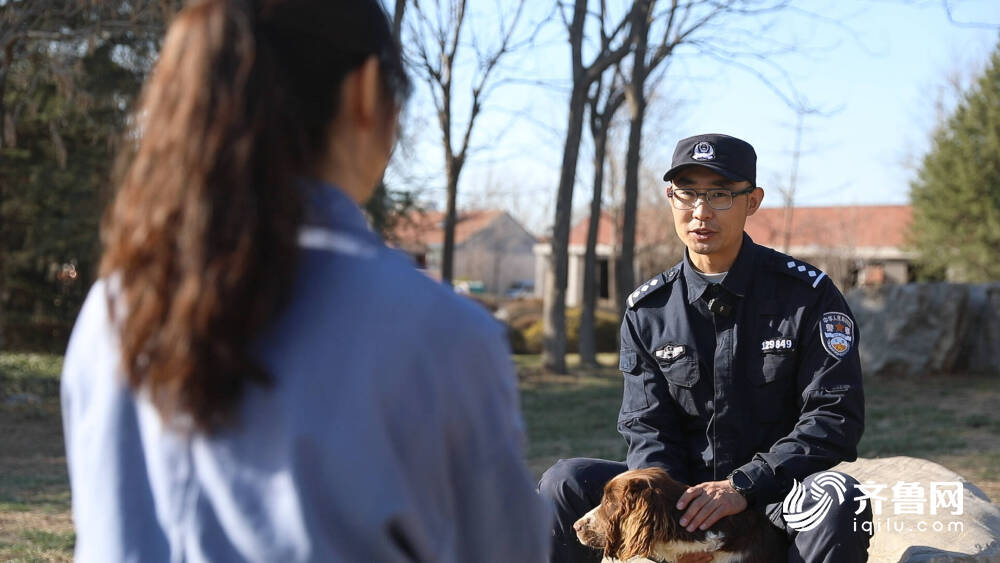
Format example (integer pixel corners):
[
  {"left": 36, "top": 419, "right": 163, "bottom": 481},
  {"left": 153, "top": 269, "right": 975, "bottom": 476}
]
[
  {"left": 392, "top": 0, "right": 406, "bottom": 42},
  {"left": 779, "top": 106, "right": 805, "bottom": 253},
  {"left": 941, "top": 0, "right": 1000, "bottom": 28},
  {"left": 542, "top": 0, "right": 634, "bottom": 373},
  {"left": 617, "top": 0, "right": 781, "bottom": 316},
  {"left": 771, "top": 100, "right": 841, "bottom": 253},
  {"left": 407, "top": 0, "right": 529, "bottom": 285},
  {"left": 633, "top": 160, "right": 685, "bottom": 279},
  {"left": 579, "top": 67, "right": 626, "bottom": 367}
]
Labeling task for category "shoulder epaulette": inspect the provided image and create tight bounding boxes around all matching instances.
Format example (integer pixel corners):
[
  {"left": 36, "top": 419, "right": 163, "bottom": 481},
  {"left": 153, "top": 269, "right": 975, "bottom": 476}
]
[
  {"left": 627, "top": 264, "right": 681, "bottom": 309},
  {"left": 767, "top": 249, "right": 827, "bottom": 289}
]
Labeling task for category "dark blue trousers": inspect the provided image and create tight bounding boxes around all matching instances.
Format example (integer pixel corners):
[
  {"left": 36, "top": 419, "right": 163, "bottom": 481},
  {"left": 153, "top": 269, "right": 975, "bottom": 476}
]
[{"left": 538, "top": 458, "right": 873, "bottom": 563}]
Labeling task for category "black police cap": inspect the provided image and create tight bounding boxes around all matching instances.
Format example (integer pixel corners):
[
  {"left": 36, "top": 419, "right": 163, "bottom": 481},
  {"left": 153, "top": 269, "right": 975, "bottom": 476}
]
[{"left": 662, "top": 133, "right": 757, "bottom": 186}]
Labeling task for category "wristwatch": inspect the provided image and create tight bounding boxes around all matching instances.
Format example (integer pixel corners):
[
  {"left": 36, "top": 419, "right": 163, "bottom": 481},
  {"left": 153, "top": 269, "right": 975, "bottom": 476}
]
[{"left": 727, "top": 469, "right": 756, "bottom": 504}]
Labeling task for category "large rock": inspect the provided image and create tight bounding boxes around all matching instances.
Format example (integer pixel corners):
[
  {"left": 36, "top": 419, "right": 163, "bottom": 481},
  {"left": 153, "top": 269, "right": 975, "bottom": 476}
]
[
  {"left": 833, "top": 457, "right": 1000, "bottom": 562},
  {"left": 962, "top": 284, "right": 1000, "bottom": 374},
  {"left": 601, "top": 457, "right": 1000, "bottom": 563},
  {"left": 845, "top": 283, "right": 1000, "bottom": 377}
]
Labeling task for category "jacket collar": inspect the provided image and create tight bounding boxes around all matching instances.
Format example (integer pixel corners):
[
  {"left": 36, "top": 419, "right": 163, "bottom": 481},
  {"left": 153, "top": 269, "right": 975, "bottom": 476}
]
[
  {"left": 300, "top": 178, "right": 379, "bottom": 245},
  {"left": 683, "top": 232, "right": 757, "bottom": 304}
]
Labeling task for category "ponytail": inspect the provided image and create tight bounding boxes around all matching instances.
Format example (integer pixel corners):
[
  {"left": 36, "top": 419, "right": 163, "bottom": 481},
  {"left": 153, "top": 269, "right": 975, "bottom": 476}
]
[{"left": 100, "top": 0, "right": 409, "bottom": 431}]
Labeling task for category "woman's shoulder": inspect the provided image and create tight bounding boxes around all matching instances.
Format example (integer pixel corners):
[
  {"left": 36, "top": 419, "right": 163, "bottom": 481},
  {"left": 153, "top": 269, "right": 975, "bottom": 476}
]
[
  {"left": 61, "top": 278, "right": 130, "bottom": 419},
  {"left": 65, "top": 278, "right": 118, "bottom": 354},
  {"left": 304, "top": 241, "right": 501, "bottom": 336},
  {"left": 384, "top": 249, "right": 501, "bottom": 335}
]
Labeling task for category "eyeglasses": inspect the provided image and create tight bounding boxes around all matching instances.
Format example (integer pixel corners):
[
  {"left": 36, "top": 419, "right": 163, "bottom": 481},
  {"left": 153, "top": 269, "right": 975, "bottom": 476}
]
[{"left": 667, "top": 185, "right": 757, "bottom": 211}]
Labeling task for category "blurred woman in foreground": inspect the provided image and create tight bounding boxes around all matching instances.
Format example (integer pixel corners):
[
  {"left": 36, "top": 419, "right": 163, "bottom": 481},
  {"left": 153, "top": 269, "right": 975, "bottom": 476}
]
[{"left": 61, "top": 1, "right": 550, "bottom": 561}]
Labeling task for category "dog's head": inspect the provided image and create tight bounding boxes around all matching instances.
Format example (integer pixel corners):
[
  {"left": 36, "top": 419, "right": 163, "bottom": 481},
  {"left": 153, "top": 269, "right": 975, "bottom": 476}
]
[{"left": 574, "top": 467, "right": 688, "bottom": 560}]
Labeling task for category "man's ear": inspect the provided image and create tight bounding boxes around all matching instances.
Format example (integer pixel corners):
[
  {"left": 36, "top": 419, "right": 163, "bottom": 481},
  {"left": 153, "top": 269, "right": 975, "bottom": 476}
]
[
  {"left": 746, "top": 186, "right": 764, "bottom": 216},
  {"left": 345, "top": 55, "right": 380, "bottom": 130}
]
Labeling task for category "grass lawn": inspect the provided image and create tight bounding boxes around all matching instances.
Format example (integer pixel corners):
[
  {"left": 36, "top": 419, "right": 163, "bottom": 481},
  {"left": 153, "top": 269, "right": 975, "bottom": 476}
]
[
  {"left": 1, "top": 351, "right": 998, "bottom": 560},
  {"left": 0, "top": 354, "right": 72, "bottom": 562},
  {"left": 519, "top": 354, "right": 1000, "bottom": 504}
]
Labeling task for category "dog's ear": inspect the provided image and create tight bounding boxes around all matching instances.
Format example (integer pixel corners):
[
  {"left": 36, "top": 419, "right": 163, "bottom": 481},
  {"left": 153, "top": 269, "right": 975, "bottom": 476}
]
[
  {"left": 651, "top": 468, "right": 693, "bottom": 538},
  {"left": 601, "top": 482, "right": 628, "bottom": 559},
  {"left": 614, "top": 477, "right": 674, "bottom": 560}
]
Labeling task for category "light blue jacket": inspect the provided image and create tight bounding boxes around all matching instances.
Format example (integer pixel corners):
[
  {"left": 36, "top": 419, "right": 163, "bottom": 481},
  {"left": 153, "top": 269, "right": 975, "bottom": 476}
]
[{"left": 61, "top": 181, "right": 551, "bottom": 562}]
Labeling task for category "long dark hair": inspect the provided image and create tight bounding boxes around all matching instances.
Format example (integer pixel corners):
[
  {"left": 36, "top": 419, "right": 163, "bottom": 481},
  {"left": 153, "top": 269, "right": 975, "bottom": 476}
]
[{"left": 100, "top": 0, "right": 410, "bottom": 431}]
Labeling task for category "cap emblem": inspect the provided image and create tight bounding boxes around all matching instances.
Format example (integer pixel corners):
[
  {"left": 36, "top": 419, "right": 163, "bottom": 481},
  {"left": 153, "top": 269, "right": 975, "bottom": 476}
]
[{"left": 692, "top": 141, "right": 715, "bottom": 161}]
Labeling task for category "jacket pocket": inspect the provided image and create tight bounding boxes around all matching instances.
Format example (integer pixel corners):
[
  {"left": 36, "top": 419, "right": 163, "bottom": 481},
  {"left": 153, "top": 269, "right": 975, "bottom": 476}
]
[
  {"left": 620, "top": 350, "right": 649, "bottom": 413},
  {"left": 760, "top": 353, "right": 797, "bottom": 384},
  {"left": 750, "top": 352, "right": 797, "bottom": 423},
  {"left": 657, "top": 357, "right": 699, "bottom": 388}
]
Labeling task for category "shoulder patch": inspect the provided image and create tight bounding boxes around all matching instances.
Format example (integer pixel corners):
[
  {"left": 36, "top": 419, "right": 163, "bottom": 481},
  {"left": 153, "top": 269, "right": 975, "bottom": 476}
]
[
  {"left": 771, "top": 254, "right": 827, "bottom": 289},
  {"left": 820, "top": 311, "right": 854, "bottom": 359},
  {"left": 627, "top": 265, "right": 680, "bottom": 309}
]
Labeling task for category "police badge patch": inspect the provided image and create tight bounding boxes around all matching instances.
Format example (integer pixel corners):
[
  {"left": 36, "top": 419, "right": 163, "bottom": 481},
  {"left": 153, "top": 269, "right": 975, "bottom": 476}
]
[
  {"left": 691, "top": 141, "right": 715, "bottom": 161},
  {"left": 654, "top": 343, "right": 687, "bottom": 362},
  {"left": 820, "top": 312, "right": 854, "bottom": 360}
]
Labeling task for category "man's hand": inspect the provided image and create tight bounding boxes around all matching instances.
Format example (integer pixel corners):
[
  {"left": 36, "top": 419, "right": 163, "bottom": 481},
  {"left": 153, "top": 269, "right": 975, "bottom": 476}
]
[{"left": 675, "top": 479, "right": 748, "bottom": 533}]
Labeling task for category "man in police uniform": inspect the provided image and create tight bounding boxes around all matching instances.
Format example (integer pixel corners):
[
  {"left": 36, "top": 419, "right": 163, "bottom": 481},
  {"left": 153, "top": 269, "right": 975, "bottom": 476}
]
[{"left": 539, "top": 133, "right": 873, "bottom": 563}]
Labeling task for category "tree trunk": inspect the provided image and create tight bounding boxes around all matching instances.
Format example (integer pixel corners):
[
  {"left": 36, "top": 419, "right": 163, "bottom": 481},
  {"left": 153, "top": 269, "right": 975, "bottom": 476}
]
[
  {"left": 579, "top": 120, "right": 609, "bottom": 367},
  {"left": 618, "top": 0, "right": 651, "bottom": 319},
  {"left": 0, "top": 46, "right": 9, "bottom": 354},
  {"left": 441, "top": 157, "right": 460, "bottom": 285},
  {"left": 541, "top": 0, "right": 591, "bottom": 374},
  {"left": 542, "top": 81, "right": 588, "bottom": 373},
  {"left": 783, "top": 111, "right": 805, "bottom": 253},
  {"left": 0, "top": 53, "right": 8, "bottom": 148},
  {"left": 392, "top": 0, "right": 405, "bottom": 44}
]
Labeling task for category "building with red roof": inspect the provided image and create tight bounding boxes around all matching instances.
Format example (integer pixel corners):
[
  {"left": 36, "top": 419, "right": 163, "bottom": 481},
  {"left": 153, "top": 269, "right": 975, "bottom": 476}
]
[
  {"left": 745, "top": 205, "right": 914, "bottom": 286},
  {"left": 390, "top": 208, "right": 537, "bottom": 294},
  {"left": 534, "top": 204, "right": 914, "bottom": 306}
]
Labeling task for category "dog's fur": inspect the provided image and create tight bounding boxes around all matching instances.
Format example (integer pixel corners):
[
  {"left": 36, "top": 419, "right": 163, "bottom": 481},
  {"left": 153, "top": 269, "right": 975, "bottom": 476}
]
[{"left": 574, "top": 468, "right": 787, "bottom": 563}]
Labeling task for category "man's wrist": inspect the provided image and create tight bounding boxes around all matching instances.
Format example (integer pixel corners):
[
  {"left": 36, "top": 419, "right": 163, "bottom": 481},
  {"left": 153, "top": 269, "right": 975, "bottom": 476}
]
[{"left": 727, "top": 469, "right": 757, "bottom": 505}]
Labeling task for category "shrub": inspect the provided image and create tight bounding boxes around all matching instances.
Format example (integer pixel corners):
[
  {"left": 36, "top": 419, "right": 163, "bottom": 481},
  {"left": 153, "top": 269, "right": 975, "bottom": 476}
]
[
  {"left": 506, "top": 323, "right": 530, "bottom": 354},
  {"left": 519, "top": 308, "right": 620, "bottom": 354}
]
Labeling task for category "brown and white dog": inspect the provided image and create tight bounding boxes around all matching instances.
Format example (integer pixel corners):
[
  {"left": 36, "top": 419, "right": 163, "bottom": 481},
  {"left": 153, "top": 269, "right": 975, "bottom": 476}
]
[{"left": 574, "top": 468, "right": 787, "bottom": 563}]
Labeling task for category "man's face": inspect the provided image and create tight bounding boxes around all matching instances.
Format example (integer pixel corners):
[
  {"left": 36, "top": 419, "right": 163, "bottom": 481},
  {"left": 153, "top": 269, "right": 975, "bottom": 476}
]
[{"left": 667, "top": 165, "right": 762, "bottom": 263}]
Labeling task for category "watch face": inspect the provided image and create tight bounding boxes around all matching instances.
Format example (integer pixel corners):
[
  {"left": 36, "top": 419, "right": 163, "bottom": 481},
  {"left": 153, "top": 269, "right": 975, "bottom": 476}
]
[{"left": 732, "top": 470, "right": 752, "bottom": 491}]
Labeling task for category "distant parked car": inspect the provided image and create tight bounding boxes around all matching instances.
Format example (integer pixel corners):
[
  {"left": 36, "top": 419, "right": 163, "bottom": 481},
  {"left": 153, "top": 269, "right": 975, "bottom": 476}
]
[{"left": 505, "top": 280, "right": 535, "bottom": 298}]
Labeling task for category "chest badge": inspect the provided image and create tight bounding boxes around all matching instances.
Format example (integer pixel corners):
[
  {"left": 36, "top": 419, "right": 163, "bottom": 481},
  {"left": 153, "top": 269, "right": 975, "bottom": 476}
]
[
  {"left": 655, "top": 343, "right": 687, "bottom": 361},
  {"left": 761, "top": 337, "right": 795, "bottom": 354},
  {"left": 820, "top": 312, "right": 854, "bottom": 360}
]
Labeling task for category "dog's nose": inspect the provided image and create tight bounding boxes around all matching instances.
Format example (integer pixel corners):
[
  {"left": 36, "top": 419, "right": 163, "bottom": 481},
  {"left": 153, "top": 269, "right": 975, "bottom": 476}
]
[{"left": 573, "top": 519, "right": 584, "bottom": 532}]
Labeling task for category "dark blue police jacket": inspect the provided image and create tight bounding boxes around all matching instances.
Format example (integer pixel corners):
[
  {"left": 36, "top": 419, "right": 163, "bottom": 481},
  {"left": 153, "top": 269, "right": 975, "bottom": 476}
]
[{"left": 618, "top": 233, "right": 865, "bottom": 507}]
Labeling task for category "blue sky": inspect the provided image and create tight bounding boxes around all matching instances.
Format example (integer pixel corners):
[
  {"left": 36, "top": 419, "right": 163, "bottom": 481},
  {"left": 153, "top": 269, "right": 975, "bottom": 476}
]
[{"left": 389, "top": 0, "right": 1000, "bottom": 233}]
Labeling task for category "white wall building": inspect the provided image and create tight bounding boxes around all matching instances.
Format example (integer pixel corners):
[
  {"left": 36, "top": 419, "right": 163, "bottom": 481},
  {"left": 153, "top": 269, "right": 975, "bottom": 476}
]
[{"left": 392, "top": 209, "right": 537, "bottom": 294}]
